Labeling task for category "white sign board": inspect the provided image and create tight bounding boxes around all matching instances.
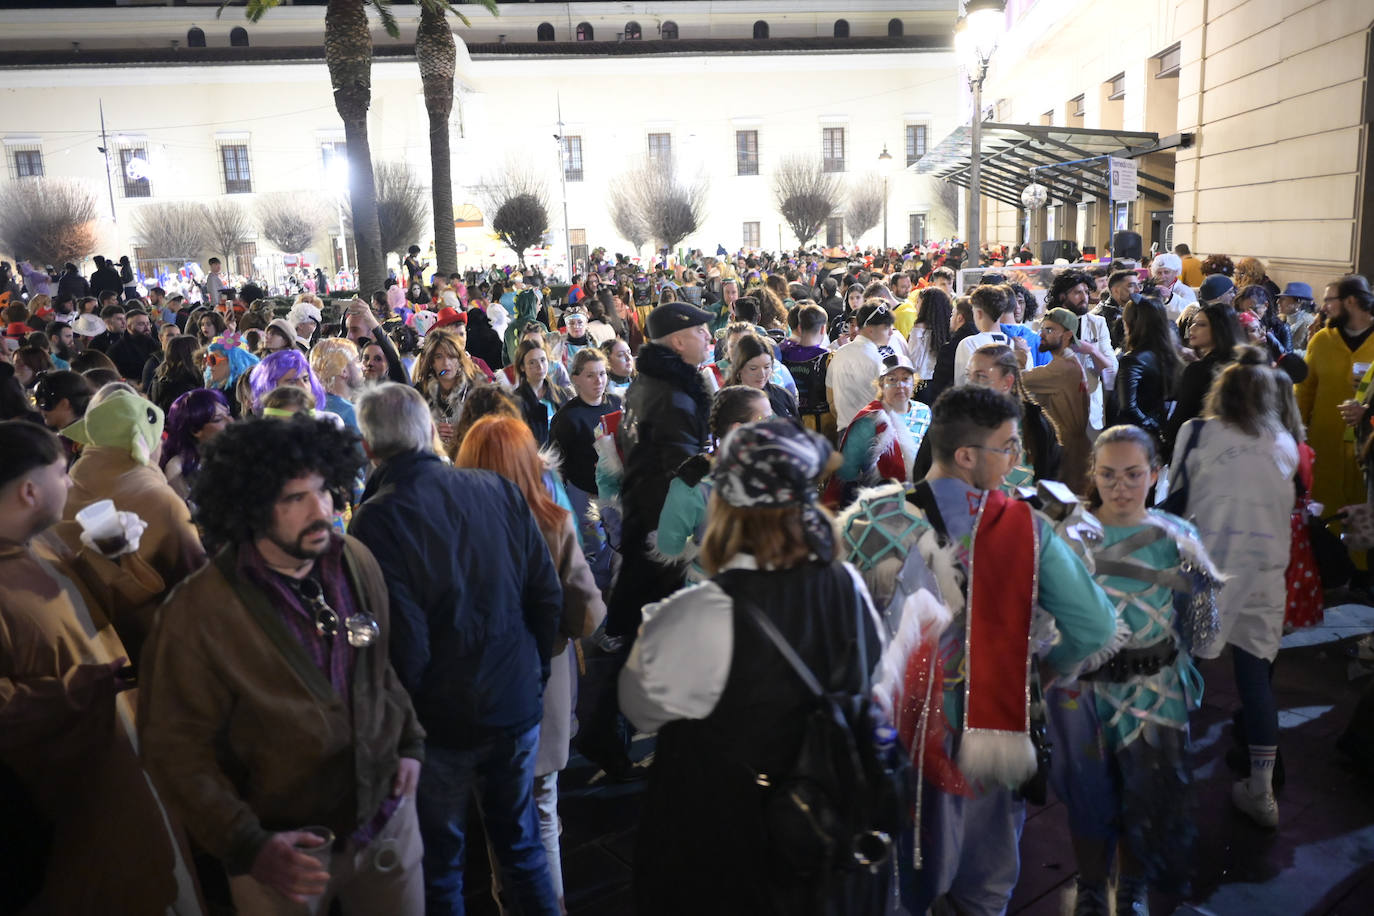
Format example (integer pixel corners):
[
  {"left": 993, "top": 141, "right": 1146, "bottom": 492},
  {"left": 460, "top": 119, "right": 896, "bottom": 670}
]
[{"left": 1109, "top": 156, "right": 1139, "bottom": 200}]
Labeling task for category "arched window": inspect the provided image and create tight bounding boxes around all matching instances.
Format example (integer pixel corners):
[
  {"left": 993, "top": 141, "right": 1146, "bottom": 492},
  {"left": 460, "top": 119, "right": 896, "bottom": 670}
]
[
  {"left": 536, "top": 23, "right": 555, "bottom": 42},
  {"left": 887, "top": 18, "right": 904, "bottom": 37},
  {"left": 625, "top": 21, "right": 642, "bottom": 41},
  {"left": 229, "top": 27, "right": 249, "bottom": 47},
  {"left": 187, "top": 27, "right": 206, "bottom": 48},
  {"left": 576, "top": 22, "right": 594, "bottom": 42},
  {"left": 661, "top": 21, "right": 679, "bottom": 40},
  {"left": 753, "top": 21, "right": 770, "bottom": 40},
  {"left": 834, "top": 20, "right": 850, "bottom": 38}
]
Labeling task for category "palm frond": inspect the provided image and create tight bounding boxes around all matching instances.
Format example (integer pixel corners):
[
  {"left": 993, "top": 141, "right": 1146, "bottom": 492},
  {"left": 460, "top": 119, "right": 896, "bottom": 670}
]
[
  {"left": 219, "top": 0, "right": 282, "bottom": 24},
  {"left": 367, "top": 0, "right": 402, "bottom": 39}
]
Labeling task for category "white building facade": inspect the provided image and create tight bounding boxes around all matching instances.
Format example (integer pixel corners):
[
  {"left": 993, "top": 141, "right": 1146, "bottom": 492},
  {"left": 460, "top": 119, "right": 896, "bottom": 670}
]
[{"left": 0, "top": 1, "right": 964, "bottom": 279}]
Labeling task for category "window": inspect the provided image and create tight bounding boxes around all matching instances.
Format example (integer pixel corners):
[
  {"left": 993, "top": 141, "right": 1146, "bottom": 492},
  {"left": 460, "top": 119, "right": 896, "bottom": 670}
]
[
  {"left": 648, "top": 132, "right": 671, "bottom": 164},
  {"left": 753, "top": 21, "right": 769, "bottom": 40},
  {"left": 1107, "top": 72, "right": 1126, "bottom": 101},
  {"left": 230, "top": 27, "right": 249, "bottom": 47},
  {"left": 834, "top": 19, "right": 849, "bottom": 38},
  {"left": 575, "top": 22, "right": 593, "bottom": 42},
  {"left": 736, "top": 130, "right": 759, "bottom": 176},
  {"left": 219, "top": 143, "right": 252, "bottom": 194},
  {"left": 661, "top": 21, "right": 679, "bottom": 40},
  {"left": 9, "top": 147, "right": 43, "bottom": 179},
  {"left": 187, "top": 27, "right": 205, "bottom": 48},
  {"left": 625, "top": 21, "right": 642, "bottom": 41},
  {"left": 570, "top": 229, "right": 588, "bottom": 268},
  {"left": 887, "top": 19, "right": 904, "bottom": 37},
  {"left": 234, "top": 241, "right": 257, "bottom": 278},
  {"left": 118, "top": 145, "right": 151, "bottom": 198},
  {"left": 536, "top": 23, "right": 554, "bottom": 42},
  {"left": 743, "top": 221, "right": 761, "bottom": 248},
  {"left": 905, "top": 124, "right": 927, "bottom": 166},
  {"left": 822, "top": 127, "right": 845, "bottom": 173},
  {"left": 909, "top": 213, "right": 928, "bottom": 246},
  {"left": 1070, "top": 94, "right": 1085, "bottom": 118},
  {"left": 1155, "top": 43, "right": 1181, "bottom": 78},
  {"left": 321, "top": 141, "right": 348, "bottom": 171},
  {"left": 561, "top": 135, "right": 583, "bottom": 182},
  {"left": 825, "top": 217, "right": 844, "bottom": 247}
]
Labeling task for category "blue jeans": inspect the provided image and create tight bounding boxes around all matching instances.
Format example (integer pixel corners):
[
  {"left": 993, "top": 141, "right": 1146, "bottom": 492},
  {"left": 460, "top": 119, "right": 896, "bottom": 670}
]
[{"left": 417, "top": 725, "right": 559, "bottom": 915}]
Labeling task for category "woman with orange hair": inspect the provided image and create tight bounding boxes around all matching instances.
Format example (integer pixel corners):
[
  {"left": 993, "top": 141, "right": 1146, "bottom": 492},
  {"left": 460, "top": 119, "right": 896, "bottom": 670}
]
[{"left": 455, "top": 415, "right": 604, "bottom": 913}]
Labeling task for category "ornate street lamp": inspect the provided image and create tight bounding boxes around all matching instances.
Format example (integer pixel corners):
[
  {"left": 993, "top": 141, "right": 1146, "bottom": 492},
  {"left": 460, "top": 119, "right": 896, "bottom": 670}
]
[{"left": 954, "top": 0, "right": 1005, "bottom": 267}]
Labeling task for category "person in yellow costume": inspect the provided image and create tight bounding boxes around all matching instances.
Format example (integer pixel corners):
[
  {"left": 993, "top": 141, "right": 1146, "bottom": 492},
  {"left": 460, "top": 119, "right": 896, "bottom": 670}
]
[{"left": 1296, "top": 276, "right": 1374, "bottom": 514}]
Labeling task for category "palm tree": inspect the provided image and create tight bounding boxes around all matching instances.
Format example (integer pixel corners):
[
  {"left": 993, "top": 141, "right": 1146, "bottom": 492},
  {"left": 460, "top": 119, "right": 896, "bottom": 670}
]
[
  {"left": 416, "top": 2, "right": 498, "bottom": 280},
  {"left": 237, "top": 0, "right": 396, "bottom": 295}
]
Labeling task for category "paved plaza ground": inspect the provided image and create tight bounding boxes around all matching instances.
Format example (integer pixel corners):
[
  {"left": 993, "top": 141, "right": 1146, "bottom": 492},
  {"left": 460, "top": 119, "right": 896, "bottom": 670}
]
[{"left": 458, "top": 604, "right": 1374, "bottom": 916}]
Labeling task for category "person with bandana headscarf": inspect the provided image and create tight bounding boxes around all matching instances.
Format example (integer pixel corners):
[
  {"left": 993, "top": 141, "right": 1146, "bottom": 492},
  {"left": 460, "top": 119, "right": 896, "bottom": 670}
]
[{"left": 620, "top": 417, "right": 886, "bottom": 914}]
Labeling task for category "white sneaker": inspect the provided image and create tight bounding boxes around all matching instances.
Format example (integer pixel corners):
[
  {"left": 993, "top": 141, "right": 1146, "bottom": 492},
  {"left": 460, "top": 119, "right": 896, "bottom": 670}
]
[{"left": 1231, "top": 779, "right": 1279, "bottom": 828}]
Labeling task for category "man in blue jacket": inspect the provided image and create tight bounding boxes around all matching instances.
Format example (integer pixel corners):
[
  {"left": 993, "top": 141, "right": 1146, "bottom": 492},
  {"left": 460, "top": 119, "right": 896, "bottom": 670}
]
[{"left": 350, "top": 383, "right": 563, "bottom": 916}]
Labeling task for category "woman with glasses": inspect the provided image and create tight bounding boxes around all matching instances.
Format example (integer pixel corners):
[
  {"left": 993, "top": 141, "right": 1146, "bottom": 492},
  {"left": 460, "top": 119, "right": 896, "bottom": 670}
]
[
  {"left": 1048, "top": 425, "right": 1222, "bottom": 914},
  {"left": 723, "top": 333, "right": 797, "bottom": 421},
  {"left": 201, "top": 333, "right": 258, "bottom": 418},
  {"left": 824, "top": 352, "right": 931, "bottom": 508},
  {"left": 161, "top": 388, "right": 232, "bottom": 501}
]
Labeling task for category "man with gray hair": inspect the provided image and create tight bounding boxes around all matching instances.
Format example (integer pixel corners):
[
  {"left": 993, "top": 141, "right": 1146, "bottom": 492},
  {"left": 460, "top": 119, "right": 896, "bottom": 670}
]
[{"left": 348, "top": 382, "right": 563, "bottom": 915}]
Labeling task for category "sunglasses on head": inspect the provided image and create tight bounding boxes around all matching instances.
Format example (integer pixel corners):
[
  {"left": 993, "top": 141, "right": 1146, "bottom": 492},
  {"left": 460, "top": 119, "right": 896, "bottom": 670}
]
[{"left": 33, "top": 372, "right": 61, "bottom": 411}]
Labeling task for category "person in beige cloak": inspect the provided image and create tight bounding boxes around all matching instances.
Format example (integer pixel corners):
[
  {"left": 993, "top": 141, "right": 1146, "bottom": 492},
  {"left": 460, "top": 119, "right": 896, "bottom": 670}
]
[
  {"left": 59, "top": 386, "right": 205, "bottom": 660},
  {"left": 0, "top": 419, "right": 202, "bottom": 915}
]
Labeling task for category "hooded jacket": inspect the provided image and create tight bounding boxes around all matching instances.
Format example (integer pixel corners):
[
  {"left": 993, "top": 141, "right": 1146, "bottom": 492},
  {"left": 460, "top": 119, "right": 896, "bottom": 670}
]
[{"left": 618, "top": 342, "right": 711, "bottom": 527}]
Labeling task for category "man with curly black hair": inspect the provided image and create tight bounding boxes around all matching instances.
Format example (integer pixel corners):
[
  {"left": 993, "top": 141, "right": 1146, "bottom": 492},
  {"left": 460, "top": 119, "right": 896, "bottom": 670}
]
[{"left": 140, "top": 415, "right": 427, "bottom": 914}]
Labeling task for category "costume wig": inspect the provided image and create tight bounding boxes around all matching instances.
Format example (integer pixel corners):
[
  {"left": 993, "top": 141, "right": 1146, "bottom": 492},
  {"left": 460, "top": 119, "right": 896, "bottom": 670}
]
[
  {"left": 161, "top": 388, "right": 229, "bottom": 481},
  {"left": 204, "top": 332, "right": 259, "bottom": 391},
  {"left": 191, "top": 414, "right": 362, "bottom": 549},
  {"left": 249, "top": 348, "right": 326, "bottom": 413}
]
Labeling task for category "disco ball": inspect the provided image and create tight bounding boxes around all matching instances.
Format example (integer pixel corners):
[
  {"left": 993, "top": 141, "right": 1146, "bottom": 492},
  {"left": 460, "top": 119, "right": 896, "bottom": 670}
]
[{"left": 1021, "top": 182, "right": 1049, "bottom": 210}]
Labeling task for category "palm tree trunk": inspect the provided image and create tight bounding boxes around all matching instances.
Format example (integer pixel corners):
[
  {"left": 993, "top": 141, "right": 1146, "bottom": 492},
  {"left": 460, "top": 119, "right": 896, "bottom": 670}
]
[
  {"left": 417, "top": 5, "right": 457, "bottom": 279},
  {"left": 325, "top": 0, "right": 385, "bottom": 296}
]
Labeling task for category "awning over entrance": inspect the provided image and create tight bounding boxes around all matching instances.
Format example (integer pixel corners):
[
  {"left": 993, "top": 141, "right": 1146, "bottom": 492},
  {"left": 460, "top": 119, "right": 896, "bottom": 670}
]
[{"left": 912, "top": 122, "right": 1192, "bottom": 209}]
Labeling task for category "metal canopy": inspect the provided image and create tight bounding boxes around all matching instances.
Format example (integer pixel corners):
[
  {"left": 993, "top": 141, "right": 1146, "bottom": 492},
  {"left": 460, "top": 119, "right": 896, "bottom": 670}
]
[{"left": 912, "top": 122, "right": 1191, "bottom": 207}]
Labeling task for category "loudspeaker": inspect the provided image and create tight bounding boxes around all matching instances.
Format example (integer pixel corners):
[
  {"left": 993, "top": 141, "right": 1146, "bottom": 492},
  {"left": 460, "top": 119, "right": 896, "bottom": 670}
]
[
  {"left": 1112, "top": 230, "right": 1143, "bottom": 261},
  {"left": 1040, "top": 239, "right": 1078, "bottom": 263}
]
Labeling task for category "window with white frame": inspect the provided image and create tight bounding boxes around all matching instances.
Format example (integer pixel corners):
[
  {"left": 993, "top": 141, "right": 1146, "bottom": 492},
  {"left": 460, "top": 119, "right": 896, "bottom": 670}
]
[
  {"left": 648, "top": 132, "right": 671, "bottom": 164},
  {"left": 736, "top": 130, "right": 759, "bottom": 176},
  {"left": 905, "top": 124, "right": 927, "bottom": 166},
  {"left": 909, "top": 213, "right": 928, "bottom": 245},
  {"left": 742, "top": 221, "right": 760, "bottom": 248},
  {"left": 8, "top": 145, "right": 43, "bottom": 179},
  {"left": 321, "top": 141, "right": 348, "bottom": 171},
  {"left": 219, "top": 142, "right": 253, "bottom": 194},
  {"left": 561, "top": 136, "right": 583, "bottom": 181},
  {"left": 118, "top": 144, "right": 152, "bottom": 198},
  {"left": 822, "top": 127, "right": 845, "bottom": 172}
]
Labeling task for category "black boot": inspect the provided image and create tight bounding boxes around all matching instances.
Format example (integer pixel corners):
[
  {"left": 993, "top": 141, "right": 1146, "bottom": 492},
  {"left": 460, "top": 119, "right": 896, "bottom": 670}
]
[{"left": 1116, "top": 876, "right": 1150, "bottom": 916}]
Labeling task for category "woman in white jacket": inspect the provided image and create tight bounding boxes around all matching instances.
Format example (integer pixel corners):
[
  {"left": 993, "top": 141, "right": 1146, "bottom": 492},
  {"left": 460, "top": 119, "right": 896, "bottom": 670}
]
[{"left": 1174, "top": 347, "right": 1298, "bottom": 828}]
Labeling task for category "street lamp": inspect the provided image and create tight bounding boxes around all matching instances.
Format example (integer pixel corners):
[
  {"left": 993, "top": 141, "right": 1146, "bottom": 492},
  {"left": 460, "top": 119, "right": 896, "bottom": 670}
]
[
  {"left": 877, "top": 144, "right": 893, "bottom": 251},
  {"left": 954, "top": 0, "right": 1005, "bottom": 268}
]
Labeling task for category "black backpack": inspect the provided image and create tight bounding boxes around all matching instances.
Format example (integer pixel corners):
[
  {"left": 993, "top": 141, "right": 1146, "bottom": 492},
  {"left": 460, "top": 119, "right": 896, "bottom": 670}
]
[{"left": 722, "top": 581, "right": 911, "bottom": 913}]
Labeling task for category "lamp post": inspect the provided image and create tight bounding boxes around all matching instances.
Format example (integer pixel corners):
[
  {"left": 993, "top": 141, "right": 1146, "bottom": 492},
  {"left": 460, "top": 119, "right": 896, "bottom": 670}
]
[
  {"left": 877, "top": 144, "right": 893, "bottom": 251},
  {"left": 954, "top": 0, "right": 1005, "bottom": 269}
]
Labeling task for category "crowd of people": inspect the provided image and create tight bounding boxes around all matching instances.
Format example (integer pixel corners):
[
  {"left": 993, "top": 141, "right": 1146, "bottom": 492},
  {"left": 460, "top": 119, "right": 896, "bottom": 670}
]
[{"left": 1, "top": 237, "right": 1372, "bottom": 916}]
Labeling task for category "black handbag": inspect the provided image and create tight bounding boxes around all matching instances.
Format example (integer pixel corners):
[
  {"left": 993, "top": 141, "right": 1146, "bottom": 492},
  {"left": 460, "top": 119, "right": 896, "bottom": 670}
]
[{"left": 1019, "top": 659, "right": 1053, "bottom": 805}]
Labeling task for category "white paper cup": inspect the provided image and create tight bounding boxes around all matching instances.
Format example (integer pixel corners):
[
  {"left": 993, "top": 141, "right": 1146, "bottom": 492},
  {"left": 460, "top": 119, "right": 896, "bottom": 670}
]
[{"left": 75, "top": 499, "right": 122, "bottom": 540}]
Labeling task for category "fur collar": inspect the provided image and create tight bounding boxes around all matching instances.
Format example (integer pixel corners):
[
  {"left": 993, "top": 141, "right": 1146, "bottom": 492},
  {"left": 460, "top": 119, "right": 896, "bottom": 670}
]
[{"left": 636, "top": 342, "right": 710, "bottom": 406}]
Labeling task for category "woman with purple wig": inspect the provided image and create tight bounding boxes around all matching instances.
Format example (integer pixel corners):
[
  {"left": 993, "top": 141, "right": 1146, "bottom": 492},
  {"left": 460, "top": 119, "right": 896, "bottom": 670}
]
[
  {"left": 247, "top": 348, "right": 327, "bottom": 416},
  {"left": 161, "top": 388, "right": 231, "bottom": 501}
]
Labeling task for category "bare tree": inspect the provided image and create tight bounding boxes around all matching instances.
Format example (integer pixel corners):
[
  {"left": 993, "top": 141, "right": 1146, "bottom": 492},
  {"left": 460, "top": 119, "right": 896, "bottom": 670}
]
[
  {"left": 0, "top": 177, "right": 99, "bottom": 267},
  {"left": 844, "top": 173, "right": 886, "bottom": 245},
  {"left": 772, "top": 154, "right": 843, "bottom": 247},
  {"left": 256, "top": 192, "right": 330, "bottom": 254},
  {"left": 133, "top": 202, "right": 208, "bottom": 260},
  {"left": 204, "top": 200, "right": 252, "bottom": 262},
  {"left": 607, "top": 157, "right": 706, "bottom": 255},
  {"left": 606, "top": 181, "right": 649, "bottom": 256},
  {"left": 478, "top": 160, "right": 549, "bottom": 267},
  {"left": 367, "top": 160, "right": 430, "bottom": 262}
]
